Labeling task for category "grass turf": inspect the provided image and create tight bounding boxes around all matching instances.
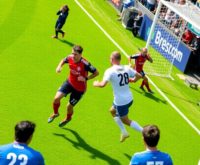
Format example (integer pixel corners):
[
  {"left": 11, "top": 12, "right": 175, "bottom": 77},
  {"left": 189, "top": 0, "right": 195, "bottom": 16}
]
[{"left": 0, "top": 0, "right": 200, "bottom": 164}]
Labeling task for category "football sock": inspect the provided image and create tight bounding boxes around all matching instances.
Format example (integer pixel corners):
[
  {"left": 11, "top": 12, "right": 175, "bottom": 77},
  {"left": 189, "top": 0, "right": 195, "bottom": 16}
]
[
  {"left": 145, "top": 81, "right": 151, "bottom": 91},
  {"left": 55, "top": 31, "right": 58, "bottom": 37},
  {"left": 141, "top": 80, "right": 145, "bottom": 88},
  {"left": 114, "top": 117, "right": 128, "bottom": 135},
  {"left": 130, "top": 121, "right": 143, "bottom": 132},
  {"left": 67, "top": 112, "right": 73, "bottom": 120},
  {"left": 53, "top": 102, "right": 60, "bottom": 114}
]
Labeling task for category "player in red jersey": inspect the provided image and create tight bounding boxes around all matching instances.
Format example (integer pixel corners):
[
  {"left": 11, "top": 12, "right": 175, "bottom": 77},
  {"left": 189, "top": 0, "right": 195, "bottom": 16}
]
[
  {"left": 48, "top": 45, "right": 99, "bottom": 127},
  {"left": 129, "top": 47, "right": 153, "bottom": 93}
]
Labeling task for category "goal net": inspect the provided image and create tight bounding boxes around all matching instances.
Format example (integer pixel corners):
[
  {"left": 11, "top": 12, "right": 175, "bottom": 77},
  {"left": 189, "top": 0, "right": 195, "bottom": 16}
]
[{"left": 144, "top": 0, "right": 200, "bottom": 78}]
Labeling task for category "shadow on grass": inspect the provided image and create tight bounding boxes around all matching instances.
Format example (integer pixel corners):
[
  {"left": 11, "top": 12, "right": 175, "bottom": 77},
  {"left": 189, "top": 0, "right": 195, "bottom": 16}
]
[
  {"left": 130, "top": 86, "right": 167, "bottom": 104},
  {"left": 58, "top": 39, "right": 74, "bottom": 47},
  {"left": 53, "top": 128, "right": 121, "bottom": 165},
  {"left": 124, "top": 153, "right": 132, "bottom": 161}
]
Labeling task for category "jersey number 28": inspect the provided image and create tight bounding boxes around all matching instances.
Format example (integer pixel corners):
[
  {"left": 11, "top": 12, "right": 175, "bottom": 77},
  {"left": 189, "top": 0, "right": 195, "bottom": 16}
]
[{"left": 118, "top": 73, "right": 129, "bottom": 86}]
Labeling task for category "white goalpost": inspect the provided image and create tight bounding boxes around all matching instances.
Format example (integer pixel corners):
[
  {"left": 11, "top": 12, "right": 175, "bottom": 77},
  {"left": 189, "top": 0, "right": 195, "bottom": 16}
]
[{"left": 144, "top": 0, "right": 200, "bottom": 78}]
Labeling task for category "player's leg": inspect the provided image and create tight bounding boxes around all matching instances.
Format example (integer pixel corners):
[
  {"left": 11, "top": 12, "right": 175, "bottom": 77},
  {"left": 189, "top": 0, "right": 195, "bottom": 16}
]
[
  {"left": 56, "top": 23, "right": 65, "bottom": 37},
  {"left": 48, "top": 81, "right": 71, "bottom": 123},
  {"left": 59, "top": 89, "right": 84, "bottom": 127},
  {"left": 110, "top": 106, "right": 129, "bottom": 142},
  {"left": 143, "top": 75, "right": 153, "bottom": 93},
  {"left": 118, "top": 101, "right": 143, "bottom": 132},
  {"left": 52, "top": 21, "right": 59, "bottom": 38},
  {"left": 139, "top": 71, "right": 146, "bottom": 91},
  {"left": 48, "top": 91, "right": 65, "bottom": 123},
  {"left": 121, "top": 116, "right": 143, "bottom": 132}
]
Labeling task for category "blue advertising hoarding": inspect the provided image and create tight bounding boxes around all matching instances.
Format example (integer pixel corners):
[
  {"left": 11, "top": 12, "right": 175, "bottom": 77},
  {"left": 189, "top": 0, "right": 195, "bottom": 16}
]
[{"left": 139, "top": 15, "right": 191, "bottom": 72}]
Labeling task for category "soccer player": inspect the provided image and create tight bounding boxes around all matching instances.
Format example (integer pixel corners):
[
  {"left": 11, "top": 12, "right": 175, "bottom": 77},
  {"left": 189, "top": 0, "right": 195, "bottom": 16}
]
[
  {"left": 93, "top": 51, "right": 143, "bottom": 142},
  {"left": 52, "top": 5, "right": 69, "bottom": 39},
  {"left": 0, "top": 121, "right": 44, "bottom": 165},
  {"left": 129, "top": 47, "right": 153, "bottom": 93},
  {"left": 48, "top": 45, "right": 99, "bottom": 127},
  {"left": 129, "top": 124, "right": 173, "bottom": 165}
]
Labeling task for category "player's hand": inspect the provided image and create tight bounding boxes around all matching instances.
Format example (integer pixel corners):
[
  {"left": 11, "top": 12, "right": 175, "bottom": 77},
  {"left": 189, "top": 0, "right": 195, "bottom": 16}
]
[
  {"left": 77, "top": 76, "right": 86, "bottom": 82},
  {"left": 93, "top": 80, "right": 99, "bottom": 87},
  {"left": 56, "top": 66, "right": 62, "bottom": 73}
]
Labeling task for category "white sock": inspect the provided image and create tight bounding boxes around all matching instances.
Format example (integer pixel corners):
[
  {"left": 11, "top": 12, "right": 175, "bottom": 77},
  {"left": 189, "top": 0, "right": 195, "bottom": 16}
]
[
  {"left": 114, "top": 117, "right": 128, "bottom": 135},
  {"left": 130, "top": 121, "right": 143, "bottom": 132}
]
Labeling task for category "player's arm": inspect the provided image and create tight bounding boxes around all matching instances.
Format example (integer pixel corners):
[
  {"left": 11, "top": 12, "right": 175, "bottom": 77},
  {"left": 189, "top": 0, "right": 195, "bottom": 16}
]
[
  {"left": 93, "top": 69, "right": 110, "bottom": 87},
  {"left": 129, "top": 54, "right": 138, "bottom": 67},
  {"left": 93, "top": 80, "right": 108, "bottom": 88},
  {"left": 147, "top": 54, "right": 153, "bottom": 63},
  {"left": 78, "top": 61, "right": 99, "bottom": 82},
  {"left": 86, "top": 70, "right": 99, "bottom": 81},
  {"left": 57, "top": 10, "right": 62, "bottom": 15},
  {"left": 129, "top": 68, "right": 142, "bottom": 83},
  {"left": 56, "top": 58, "right": 67, "bottom": 73}
]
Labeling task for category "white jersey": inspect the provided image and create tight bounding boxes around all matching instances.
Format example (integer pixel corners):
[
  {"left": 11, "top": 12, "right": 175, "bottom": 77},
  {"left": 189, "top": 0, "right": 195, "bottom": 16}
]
[{"left": 103, "top": 65, "right": 136, "bottom": 105}]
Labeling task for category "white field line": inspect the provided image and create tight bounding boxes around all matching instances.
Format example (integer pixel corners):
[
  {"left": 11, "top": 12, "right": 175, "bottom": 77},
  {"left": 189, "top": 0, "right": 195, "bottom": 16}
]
[{"left": 75, "top": 0, "right": 200, "bottom": 136}]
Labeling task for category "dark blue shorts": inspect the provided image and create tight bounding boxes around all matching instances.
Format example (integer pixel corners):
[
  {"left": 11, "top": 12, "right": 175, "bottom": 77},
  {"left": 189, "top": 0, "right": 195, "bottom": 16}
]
[
  {"left": 113, "top": 100, "right": 133, "bottom": 117},
  {"left": 55, "top": 21, "right": 64, "bottom": 29},
  {"left": 58, "top": 81, "right": 84, "bottom": 106},
  {"left": 139, "top": 70, "right": 145, "bottom": 77}
]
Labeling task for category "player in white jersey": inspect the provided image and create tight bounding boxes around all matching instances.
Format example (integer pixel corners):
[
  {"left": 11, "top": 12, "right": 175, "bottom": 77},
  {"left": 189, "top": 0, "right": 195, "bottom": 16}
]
[{"left": 93, "top": 51, "right": 143, "bottom": 142}]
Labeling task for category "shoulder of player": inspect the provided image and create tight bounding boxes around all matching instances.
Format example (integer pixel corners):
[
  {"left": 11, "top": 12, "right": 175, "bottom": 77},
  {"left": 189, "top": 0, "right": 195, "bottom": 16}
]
[
  {"left": 130, "top": 54, "right": 140, "bottom": 58},
  {"left": 26, "top": 146, "right": 44, "bottom": 157},
  {"left": 80, "top": 58, "right": 90, "bottom": 65}
]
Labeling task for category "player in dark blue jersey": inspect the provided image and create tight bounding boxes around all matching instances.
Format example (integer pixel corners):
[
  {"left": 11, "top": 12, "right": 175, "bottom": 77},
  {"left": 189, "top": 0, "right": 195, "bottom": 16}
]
[
  {"left": 0, "top": 121, "right": 44, "bottom": 165},
  {"left": 52, "top": 5, "right": 69, "bottom": 39},
  {"left": 130, "top": 124, "right": 173, "bottom": 165}
]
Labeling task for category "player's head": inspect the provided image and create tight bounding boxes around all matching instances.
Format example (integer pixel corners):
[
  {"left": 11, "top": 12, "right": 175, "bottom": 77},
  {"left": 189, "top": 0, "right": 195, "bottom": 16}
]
[
  {"left": 15, "top": 121, "right": 36, "bottom": 144},
  {"left": 72, "top": 45, "right": 83, "bottom": 62},
  {"left": 141, "top": 47, "right": 148, "bottom": 56},
  {"left": 110, "top": 51, "right": 121, "bottom": 65},
  {"left": 62, "top": 5, "right": 69, "bottom": 12},
  {"left": 142, "top": 124, "right": 160, "bottom": 148}
]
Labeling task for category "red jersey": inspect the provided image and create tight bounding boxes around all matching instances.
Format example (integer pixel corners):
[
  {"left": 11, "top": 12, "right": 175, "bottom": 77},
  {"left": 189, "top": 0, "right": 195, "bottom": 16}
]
[
  {"left": 130, "top": 53, "right": 150, "bottom": 72},
  {"left": 64, "top": 55, "right": 97, "bottom": 92}
]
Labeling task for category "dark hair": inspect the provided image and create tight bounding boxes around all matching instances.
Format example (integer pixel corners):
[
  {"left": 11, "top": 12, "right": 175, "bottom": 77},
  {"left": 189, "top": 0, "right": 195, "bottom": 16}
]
[
  {"left": 142, "top": 125, "right": 160, "bottom": 147},
  {"left": 64, "top": 5, "right": 69, "bottom": 12},
  {"left": 15, "top": 121, "right": 35, "bottom": 143},
  {"left": 73, "top": 45, "right": 83, "bottom": 54}
]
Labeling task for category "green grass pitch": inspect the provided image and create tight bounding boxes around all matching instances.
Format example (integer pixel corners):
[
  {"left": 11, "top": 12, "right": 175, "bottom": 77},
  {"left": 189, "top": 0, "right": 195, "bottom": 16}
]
[{"left": 0, "top": 0, "right": 200, "bottom": 164}]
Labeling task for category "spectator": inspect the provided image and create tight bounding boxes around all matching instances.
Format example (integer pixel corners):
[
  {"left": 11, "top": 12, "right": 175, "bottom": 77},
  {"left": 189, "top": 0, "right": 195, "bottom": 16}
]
[
  {"left": 52, "top": 5, "right": 69, "bottom": 39},
  {"left": 129, "top": 124, "right": 173, "bottom": 165},
  {"left": 189, "top": 35, "right": 200, "bottom": 70},
  {"left": 132, "top": 11, "right": 143, "bottom": 37},
  {"left": 0, "top": 121, "right": 44, "bottom": 165},
  {"left": 146, "top": 0, "right": 157, "bottom": 11},
  {"left": 117, "top": 0, "right": 134, "bottom": 21}
]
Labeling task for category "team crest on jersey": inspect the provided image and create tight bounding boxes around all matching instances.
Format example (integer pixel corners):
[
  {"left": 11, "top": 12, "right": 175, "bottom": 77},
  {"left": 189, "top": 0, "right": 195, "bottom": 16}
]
[{"left": 77, "top": 66, "right": 81, "bottom": 71}]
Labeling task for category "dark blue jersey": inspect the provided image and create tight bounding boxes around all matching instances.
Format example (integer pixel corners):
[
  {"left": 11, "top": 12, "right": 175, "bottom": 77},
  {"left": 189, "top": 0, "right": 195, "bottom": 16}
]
[
  {"left": 57, "top": 10, "right": 68, "bottom": 24},
  {"left": 0, "top": 142, "right": 44, "bottom": 165},
  {"left": 130, "top": 150, "right": 173, "bottom": 165}
]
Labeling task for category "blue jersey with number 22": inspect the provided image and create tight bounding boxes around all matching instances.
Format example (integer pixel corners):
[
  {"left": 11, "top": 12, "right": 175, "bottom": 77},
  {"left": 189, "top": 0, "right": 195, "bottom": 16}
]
[{"left": 0, "top": 142, "right": 44, "bottom": 165}]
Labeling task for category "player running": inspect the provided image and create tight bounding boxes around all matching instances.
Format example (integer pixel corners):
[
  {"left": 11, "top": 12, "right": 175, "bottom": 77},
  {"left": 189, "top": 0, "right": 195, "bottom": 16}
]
[
  {"left": 48, "top": 45, "right": 99, "bottom": 127},
  {"left": 93, "top": 51, "right": 143, "bottom": 142}
]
